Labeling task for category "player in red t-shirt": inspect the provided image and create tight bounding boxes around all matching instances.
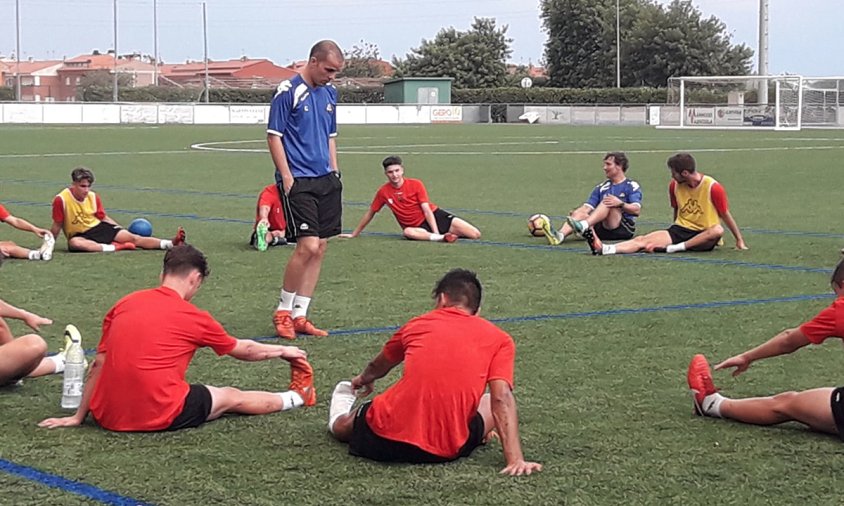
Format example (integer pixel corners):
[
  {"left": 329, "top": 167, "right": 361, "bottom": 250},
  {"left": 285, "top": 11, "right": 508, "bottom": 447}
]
[
  {"left": 0, "top": 202, "right": 55, "bottom": 261},
  {"left": 327, "top": 269, "right": 541, "bottom": 476},
  {"left": 340, "top": 156, "right": 481, "bottom": 243},
  {"left": 250, "top": 184, "right": 287, "bottom": 251},
  {"left": 687, "top": 257, "right": 844, "bottom": 439},
  {"left": 38, "top": 244, "right": 317, "bottom": 432}
]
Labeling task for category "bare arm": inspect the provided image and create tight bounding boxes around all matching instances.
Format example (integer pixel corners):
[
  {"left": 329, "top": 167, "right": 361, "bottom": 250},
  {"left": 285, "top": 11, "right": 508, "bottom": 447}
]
[
  {"left": 350, "top": 350, "right": 401, "bottom": 396},
  {"left": 257, "top": 204, "right": 271, "bottom": 227},
  {"left": 227, "top": 339, "right": 306, "bottom": 362},
  {"left": 329, "top": 137, "right": 339, "bottom": 172},
  {"left": 620, "top": 202, "right": 641, "bottom": 217},
  {"left": 719, "top": 209, "right": 748, "bottom": 250},
  {"left": 39, "top": 352, "right": 104, "bottom": 428},
  {"left": 0, "top": 299, "right": 51, "bottom": 330},
  {"left": 268, "top": 134, "right": 294, "bottom": 195},
  {"left": 489, "top": 379, "right": 542, "bottom": 476},
  {"left": 715, "top": 328, "right": 811, "bottom": 377},
  {"left": 420, "top": 202, "right": 439, "bottom": 234},
  {"left": 3, "top": 215, "right": 48, "bottom": 237},
  {"left": 49, "top": 220, "right": 63, "bottom": 240},
  {"left": 340, "top": 209, "right": 377, "bottom": 238}
]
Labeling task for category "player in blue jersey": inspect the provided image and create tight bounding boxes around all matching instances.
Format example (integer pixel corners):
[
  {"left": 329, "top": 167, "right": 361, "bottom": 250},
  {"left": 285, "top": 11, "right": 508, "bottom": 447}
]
[
  {"left": 540, "top": 152, "right": 642, "bottom": 245},
  {"left": 267, "top": 40, "right": 345, "bottom": 340}
]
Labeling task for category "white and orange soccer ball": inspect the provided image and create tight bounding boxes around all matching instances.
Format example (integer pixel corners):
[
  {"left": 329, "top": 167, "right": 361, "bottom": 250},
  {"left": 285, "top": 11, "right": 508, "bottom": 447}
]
[{"left": 527, "top": 213, "right": 549, "bottom": 237}]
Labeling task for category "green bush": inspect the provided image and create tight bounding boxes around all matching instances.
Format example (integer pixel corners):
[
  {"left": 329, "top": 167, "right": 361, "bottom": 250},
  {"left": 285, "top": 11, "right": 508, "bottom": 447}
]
[
  {"left": 453, "top": 87, "right": 668, "bottom": 104},
  {"left": 0, "top": 87, "right": 15, "bottom": 101}
]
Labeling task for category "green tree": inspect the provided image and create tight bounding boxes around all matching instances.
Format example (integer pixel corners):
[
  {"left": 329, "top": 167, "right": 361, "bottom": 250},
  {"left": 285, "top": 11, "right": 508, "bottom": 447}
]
[
  {"left": 341, "top": 40, "right": 388, "bottom": 78},
  {"left": 394, "top": 17, "right": 512, "bottom": 88},
  {"left": 77, "top": 70, "right": 135, "bottom": 101},
  {"left": 542, "top": 0, "right": 753, "bottom": 88}
]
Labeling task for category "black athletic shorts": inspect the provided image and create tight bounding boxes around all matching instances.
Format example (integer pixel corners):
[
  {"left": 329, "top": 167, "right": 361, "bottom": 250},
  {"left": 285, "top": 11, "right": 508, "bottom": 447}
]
[
  {"left": 278, "top": 172, "right": 342, "bottom": 240},
  {"left": 830, "top": 387, "right": 844, "bottom": 440},
  {"left": 418, "top": 208, "right": 456, "bottom": 235},
  {"left": 75, "top": 222, "right": 121, "bottom": 245},
  {"left": 348, "top": 401, "right": 485, "bottom": 463},
  {"left": 667, "top": 224, "right": 716, "bottom": 251},
  {"left": 166, "top": 384, "right": 212, "bottom": 431},
  {"left": 594, "top": 217, "right": 635, "bottom": 241}
]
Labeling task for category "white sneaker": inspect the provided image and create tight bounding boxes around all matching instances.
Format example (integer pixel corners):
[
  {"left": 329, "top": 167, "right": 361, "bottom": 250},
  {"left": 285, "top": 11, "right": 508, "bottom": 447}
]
[
  {"left": 328, "top": 381, "right": 356, "bottom": 433},
  {"left": 39, "top": 232, "right": 55, "bottom": 261}
]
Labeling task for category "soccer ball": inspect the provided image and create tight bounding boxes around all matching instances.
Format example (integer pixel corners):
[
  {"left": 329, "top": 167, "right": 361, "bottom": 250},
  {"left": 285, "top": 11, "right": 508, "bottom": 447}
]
[
  {"left": 128, "top": 218, "right": 153, "bottom": 237},
  {"left": 527, "top": 214, "right": 549, "bottom": 237}
]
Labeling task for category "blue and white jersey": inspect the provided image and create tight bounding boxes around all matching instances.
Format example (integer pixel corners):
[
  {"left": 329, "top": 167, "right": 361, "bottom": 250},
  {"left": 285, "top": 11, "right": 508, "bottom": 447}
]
[
  {"left": 267, "top": 73, "right": 337, "bottom": 178},
  {"left": 585, "top": 178, "right": 643, "bottom": 222}
]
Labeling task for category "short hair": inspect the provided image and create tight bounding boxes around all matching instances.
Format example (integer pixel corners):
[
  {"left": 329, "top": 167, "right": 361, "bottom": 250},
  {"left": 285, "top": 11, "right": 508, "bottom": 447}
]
[
  {"left": 71, "top": 166, "right": 95, "bottom": 184},
  {"left": 667, "top": 153, "right": 696, "bottom": 174},
  {"left": 309, "top": 40, "right": 344, "bottom": 62},
  {"left": 163, "top": 244, "right": 210, "bottom": 279},
  {"left": 604, "top": 152, "right": 629, "bottom": 172},
  {"left": 382, "top": 155, "right": 403, "bottom": 169},
  {"left": 432, "top": 269, "right": 482, "bottom": 315},
  {"left": 832, "top": 257, "right": 844, "bottom": 286}
]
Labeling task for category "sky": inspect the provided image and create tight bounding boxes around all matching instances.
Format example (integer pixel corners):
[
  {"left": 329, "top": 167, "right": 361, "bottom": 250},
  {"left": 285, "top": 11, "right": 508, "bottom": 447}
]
[{"left": 1, "top": 0, "right": 841, "bottom": 77}]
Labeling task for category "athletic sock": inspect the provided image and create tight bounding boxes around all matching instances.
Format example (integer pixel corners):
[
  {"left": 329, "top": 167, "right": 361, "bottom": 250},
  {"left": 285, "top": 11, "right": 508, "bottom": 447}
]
[
  {"left": 602, "top": 244, "right": 617, "bottom": 255},
  {"left": 429, "top": 234, "right": 444, "bottom": 242},
  {"left": 101, "top": 244, "right": 116, "bottom": 252},
  {"left": 28, "top": 250, "right": 41, "bottom": 260},
  {"left": 577, "top": 220, "right": 590, "bottom": 232},
  {"left": 328, "top": 382, "right": 357, "bottom": 434},
  {"left": 277, "top": 289, "right": 296, "bottom": 311},
  {"left": 160, "top": 239, "right": 173, "bottom": 250},
  {"left": 276, "top": 391, "right": 305, "bottom": 411},
  {"left": 701, "top": 393, "right": 725, "bottom": 418},
  {"left": 46, "top": 354, "right": 66, "bottom": 374},
  {"left": 291, "top": 296, "right": 311, "bottom": 319},
  {"left": 556, "top": 231, "right": 566, "bottom": 243},
  {"left": 666, "top": 242, "right": 686, "bottom": 254}
]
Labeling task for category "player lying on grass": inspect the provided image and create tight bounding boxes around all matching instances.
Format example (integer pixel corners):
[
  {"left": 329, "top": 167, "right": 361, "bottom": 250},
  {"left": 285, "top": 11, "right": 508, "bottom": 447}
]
[
  {"left": 251, "top": 184, "right": 287, "bottom": 251},
  {"left": 39, "top": 244, "right": 316, "bottom": 432},
  {"left": 540, "top": 152, "right": 642, "bottom": 246},
  {"left": 340, "top": 156, "right": 481, "bottom": 243},
  {"left": 0, "top": 202, "right": 55, "bottom": 261},
  {"left": 0, "top": 298, "right": 71, "bottom": 386},
  {"left": 49, "top": 167, "right": 185, "bottom": 253},
  {"left": 687, "top": 257, "right": 844, "bottom": 437},
  {"left": 327, "top": 269, "right": 541, "bottom": 476},
  {"left": 584, "top": 153, "right": 748, "bottom": 255}
]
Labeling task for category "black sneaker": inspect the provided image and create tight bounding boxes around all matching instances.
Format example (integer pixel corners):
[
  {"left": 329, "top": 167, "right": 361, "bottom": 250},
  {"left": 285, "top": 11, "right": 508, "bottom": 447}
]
[{"left": 583, "top": 229, "right": 603, "bottom": 255}]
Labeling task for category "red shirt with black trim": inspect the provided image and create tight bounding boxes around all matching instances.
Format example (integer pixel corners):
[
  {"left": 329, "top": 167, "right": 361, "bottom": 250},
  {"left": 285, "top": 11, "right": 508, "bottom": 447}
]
[
  {"left": 254, "top": 184, "right": 286, "bottom": 231},
  {"left": 366, "top": 307, "right": 516, "bottom": 458},
  {"left": 370, "top": 178, "right": 438, "bottom": 229},
  {"left": 800, "top": 296, "right": 844, "bottom": 344},
  {"left": 90, "top": 286, "right": 238, "bottom": 432}
]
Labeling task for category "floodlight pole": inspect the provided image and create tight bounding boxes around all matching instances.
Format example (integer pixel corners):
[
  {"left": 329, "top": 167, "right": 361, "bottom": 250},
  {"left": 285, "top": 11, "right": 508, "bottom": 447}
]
[
  {"left": 153, "top": 0, "right": 159, "bottom": 86},
  {"left": 616, "top": 0, "right": 621, "bottom": 88},
  {"left": 757, "top": 0, "right": 769, "bottom": 104},
  {"left": 202, "top": 2, "right": 209, "bottom": 103},
  {"left": 113, "top": 0, "right": 119, "bottom": 102},
  {"left": 14, "top": 0, "right": 21, "bottom": 101}
]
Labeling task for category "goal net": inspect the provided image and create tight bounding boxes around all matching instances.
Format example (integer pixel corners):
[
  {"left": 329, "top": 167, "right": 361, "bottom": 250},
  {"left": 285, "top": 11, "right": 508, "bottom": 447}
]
[{"left": 657, "top": 76, "right": 844, "bottom": 130}]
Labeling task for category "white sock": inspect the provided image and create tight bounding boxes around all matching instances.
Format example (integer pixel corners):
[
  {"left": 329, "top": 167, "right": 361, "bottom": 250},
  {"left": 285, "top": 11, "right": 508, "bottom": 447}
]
[
  {"left": 666, "top": 242, "right": 686, "bottom": 253},
  {"left": 101, "top": 244, "right": 116, "bottom": 252},
  {"left": 160, "top": 239, "right": 173, "bottom": 250},
  {"left": 701, "top": 393, "right": 725, "bottom": 418},
  {"left": 46, "top": 354, "right": 66, "bottom": 374},
  {"left": 556, "top": 230, "right": 566, "bottom": 242},
  {"left": 328, "top": 381, "right": 356, "bottom": 434},
  {"left": 276, "top": 391, "right": 304, "bottom": 411},
  {"left": 429, "top": 234, "right": 444, "bottom": 242},
  {"left": 291, "top": 295, "right": 311, "bottom": 319},
  {"left": 28, "top": 250, "right": 41, "bottom": 260},
  {"left": 277, "top": 289, "right": 296, "bottom": 311},
  {"left": 602, "top": 244, "right": 617, "bottom": 255},
  {"left": 577, "top": 220, "right": 590, "bottom": 232}
]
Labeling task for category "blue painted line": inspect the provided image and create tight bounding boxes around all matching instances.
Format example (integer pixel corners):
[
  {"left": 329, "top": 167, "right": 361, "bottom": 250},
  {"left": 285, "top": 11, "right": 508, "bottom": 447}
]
[{"left": 0, "top": 458, "right": 152, "bottom": 506}]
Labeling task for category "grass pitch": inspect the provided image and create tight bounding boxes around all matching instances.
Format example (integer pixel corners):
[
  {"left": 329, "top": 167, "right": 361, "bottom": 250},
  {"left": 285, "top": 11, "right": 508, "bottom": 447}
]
[{"left": 0, "top": 123, "right": 843, "bottom": 505}]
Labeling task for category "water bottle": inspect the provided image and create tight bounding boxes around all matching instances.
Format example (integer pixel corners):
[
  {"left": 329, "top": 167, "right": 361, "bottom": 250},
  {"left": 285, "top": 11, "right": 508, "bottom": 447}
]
[{"left": 61, "top": 326, "right": 86, "bottom": 410}]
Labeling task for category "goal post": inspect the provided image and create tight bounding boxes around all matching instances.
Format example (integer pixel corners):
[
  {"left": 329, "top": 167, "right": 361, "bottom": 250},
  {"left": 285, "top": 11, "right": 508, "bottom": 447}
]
[{"left": 660, "top": 75, "right": 804, "bottom": 130}]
